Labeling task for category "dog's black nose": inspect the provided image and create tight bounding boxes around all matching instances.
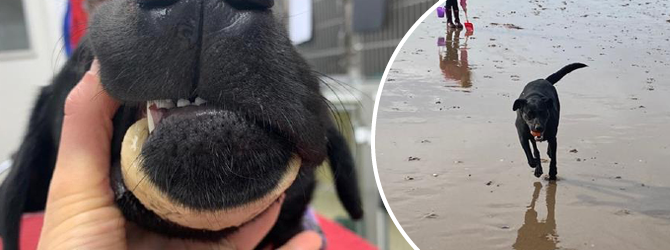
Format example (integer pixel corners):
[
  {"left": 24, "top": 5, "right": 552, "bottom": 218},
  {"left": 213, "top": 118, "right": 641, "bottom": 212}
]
[
  {"left": 224, "top": 0, "right": 275, "bottom": 10},
  {"left": 534, "top": 126, "right": 544, "bottom": 132}
]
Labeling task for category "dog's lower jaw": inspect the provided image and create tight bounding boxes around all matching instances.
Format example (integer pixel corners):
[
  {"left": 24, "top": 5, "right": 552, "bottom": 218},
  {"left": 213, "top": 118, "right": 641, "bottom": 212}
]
[
  {"left": 530, "top": 130, "right": 544, "bottom": 142},
  {"left": 112, "top": 178, "right": 240, "bottom": 241},
  {"left": 119, "top": 118, "right": 301, "bottom": 231}
]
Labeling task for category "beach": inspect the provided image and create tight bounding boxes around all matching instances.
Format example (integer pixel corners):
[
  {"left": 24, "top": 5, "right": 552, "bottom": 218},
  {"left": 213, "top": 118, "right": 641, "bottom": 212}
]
[{"left": 375, "top": 0, "right": 670, "bottom": 249}]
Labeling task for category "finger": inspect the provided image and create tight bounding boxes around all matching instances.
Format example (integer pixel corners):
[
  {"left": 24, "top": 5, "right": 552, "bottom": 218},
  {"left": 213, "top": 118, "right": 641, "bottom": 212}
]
[
  {"left": 226, "top": 195, "right": 285, "bottom": 250},
  {"left": 276, "top": 231, "right": 322, "bottom": 250},
  {"left": 39, "top": 60, "right": 126, "bottom": 250},
  {"left": 48, "top": 59, "right": 120, "bottom": 200}
]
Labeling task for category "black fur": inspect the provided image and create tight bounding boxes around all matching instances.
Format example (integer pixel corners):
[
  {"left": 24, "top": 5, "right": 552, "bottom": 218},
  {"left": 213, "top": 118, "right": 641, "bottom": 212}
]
[
  {"left": 326, "top": 128, "right": 363, "bottom": 219},
  {"left": 0, "top": 1, "right": 362, "bottom": 249},
  {"left": 513, "top": 63, "right": 587, "bottom": 180}
]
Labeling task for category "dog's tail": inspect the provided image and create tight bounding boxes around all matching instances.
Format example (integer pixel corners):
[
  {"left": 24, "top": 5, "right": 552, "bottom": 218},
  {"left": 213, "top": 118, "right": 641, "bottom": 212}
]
[
  {"left": 326, "top": 127, "right": 363, "bottom": 220},
  {"left": 546, "top": 63, "right": 588, "bottom": 84}
]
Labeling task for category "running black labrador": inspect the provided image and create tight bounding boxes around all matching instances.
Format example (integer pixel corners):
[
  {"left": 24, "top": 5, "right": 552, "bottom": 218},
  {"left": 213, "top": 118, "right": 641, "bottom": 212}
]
[
  {"left": 513, "top": 63, "right": 587, "bottom": 180},
  {"left": 0, "top": 1, "right": 362, "bottom": 249}
]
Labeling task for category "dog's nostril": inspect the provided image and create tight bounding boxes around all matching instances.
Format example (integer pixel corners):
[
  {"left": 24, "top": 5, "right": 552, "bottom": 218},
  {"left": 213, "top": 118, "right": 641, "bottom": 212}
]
[
  {"left": 535, "top": 126, "right": 544, "bottom": 132},
  {"left": 224, "top": 0, "right": 275, "bottom": 10}
]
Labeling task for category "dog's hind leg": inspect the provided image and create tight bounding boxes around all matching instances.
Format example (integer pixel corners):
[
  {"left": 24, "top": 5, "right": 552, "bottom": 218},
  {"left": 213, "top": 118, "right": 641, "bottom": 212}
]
[{"left": 547, "top": 137, "right": 557, "bottom": 180}]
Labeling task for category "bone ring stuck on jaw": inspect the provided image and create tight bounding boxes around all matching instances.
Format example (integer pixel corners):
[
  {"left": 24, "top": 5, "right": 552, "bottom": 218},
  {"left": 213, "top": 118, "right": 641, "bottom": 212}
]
[{"left": 120, "top": 118, "right": 300, "bottom": 230}]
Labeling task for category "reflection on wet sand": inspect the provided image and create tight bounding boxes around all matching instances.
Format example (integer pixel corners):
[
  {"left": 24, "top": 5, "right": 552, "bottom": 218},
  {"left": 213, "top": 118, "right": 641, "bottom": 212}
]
[
  {"left": 438, "top": 28, "right": 472, "bottom": 89},
  {"left": 513, "top": 182, "right": 558, "bottom": 250}
]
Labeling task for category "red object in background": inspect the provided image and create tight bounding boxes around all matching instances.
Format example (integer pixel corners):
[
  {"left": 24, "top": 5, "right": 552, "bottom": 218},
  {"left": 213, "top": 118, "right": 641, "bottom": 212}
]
[
  {"left": 463, "top": 11, "right": 474, "bottom": 31},
  {"left": 464, "top": 20, "right": 474, "bottom": 31},
  {"left": 69, "top": 0, "right": 89, "bottom": 51},
  {"left": 0, "top": 213, "right": 376, "bottom": 250},
  {"left": 316, "top": 216, "right": 377, "bottom": 250},
  {"left": 0, "top": 213, "right": 43, "bottom": 250}
]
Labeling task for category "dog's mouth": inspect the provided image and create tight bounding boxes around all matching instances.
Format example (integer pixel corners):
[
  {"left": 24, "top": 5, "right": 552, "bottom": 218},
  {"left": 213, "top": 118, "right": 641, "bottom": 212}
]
[
  {"left": 117, "top": 97, "right": 301, "bottom": 231},
  {"left": 144, "top": 98, "right": 209, "bottom": 133},
  {"left": 531, "top": 130, "right": 544, "bottom": 141},
  {"left": 89, "top": 0, "right": 331, "bottom": 236}
]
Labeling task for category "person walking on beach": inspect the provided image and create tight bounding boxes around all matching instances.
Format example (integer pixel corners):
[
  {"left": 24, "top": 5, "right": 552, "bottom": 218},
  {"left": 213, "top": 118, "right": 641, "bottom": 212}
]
[{"left": 445, "top": 0, "right": 467, "bottom": 29}]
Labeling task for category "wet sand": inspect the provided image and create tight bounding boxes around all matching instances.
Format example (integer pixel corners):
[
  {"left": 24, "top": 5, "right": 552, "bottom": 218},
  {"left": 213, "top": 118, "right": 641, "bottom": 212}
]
[{"left": 376, "top": 0, "right": 670, "bottom": 249}]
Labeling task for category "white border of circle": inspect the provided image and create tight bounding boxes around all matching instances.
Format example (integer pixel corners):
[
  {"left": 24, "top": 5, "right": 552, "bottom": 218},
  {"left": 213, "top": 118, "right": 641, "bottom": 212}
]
[{"left": 371, "top": 1, "right": 446, "bottom": 249}]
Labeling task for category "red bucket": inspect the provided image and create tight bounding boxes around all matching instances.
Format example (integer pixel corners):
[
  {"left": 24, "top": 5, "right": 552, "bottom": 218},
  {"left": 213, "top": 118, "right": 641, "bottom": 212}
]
[
  {"left": 464, "top": 11, "right": 474, "bottom": 31},
  {"left": 464, "top": 22, "right": 474, "bottom": 31}
]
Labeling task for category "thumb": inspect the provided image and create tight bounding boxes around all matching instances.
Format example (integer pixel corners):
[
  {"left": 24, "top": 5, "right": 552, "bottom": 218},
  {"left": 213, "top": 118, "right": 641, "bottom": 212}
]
[
  {"left": 39, "top": 60, "right": 126, "bottom": 250},
  {"left": 47, "top": 59, "right": 120, "bottom": 203}
]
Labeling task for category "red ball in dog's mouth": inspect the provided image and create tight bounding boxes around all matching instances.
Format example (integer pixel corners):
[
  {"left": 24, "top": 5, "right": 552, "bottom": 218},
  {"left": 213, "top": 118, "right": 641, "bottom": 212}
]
[{"left": 531, "top": 131, "right": 542, "bottom": 137}]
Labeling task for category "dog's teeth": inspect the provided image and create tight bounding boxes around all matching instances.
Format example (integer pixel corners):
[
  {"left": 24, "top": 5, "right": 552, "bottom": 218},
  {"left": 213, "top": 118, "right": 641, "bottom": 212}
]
[
  {"left": 194, "top": 97, "right": 207, "bottom": 106},
  {"left": 147, "top": 102, "right": 155, "bottom": 133},
  {"left": 177, "top": 99, "right": 190, "bottom": 107},
  {"left": 155, "top": 99, "right": 175, "bottom": 109}
]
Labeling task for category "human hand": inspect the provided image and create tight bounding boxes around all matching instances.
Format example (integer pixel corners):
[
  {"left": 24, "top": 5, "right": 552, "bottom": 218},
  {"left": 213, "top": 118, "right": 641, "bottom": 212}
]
[
  {"left": 460, "top": 0, "right": 467, "bottom": 13},
  {"left": 37, "top": 60, "right": 322, "bottom": 250}
]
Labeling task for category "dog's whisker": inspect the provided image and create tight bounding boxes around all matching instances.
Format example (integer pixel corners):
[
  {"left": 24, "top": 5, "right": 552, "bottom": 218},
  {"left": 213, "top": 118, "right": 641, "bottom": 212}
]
[
  {"left": 316, "top": 76, "right": 360, "bottom": 133},
  {"left": 319, "top": 87, "right": 348, "bottom": 132},
  {"left": 314, "top": 71, "right": 371, "bottom": 102},
  {"left": 131, "top": 172, "right": 149, "bottom": 194}
]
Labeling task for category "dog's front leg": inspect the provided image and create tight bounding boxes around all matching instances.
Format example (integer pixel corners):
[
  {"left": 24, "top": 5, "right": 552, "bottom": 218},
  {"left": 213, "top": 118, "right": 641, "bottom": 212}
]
[
  {"left": 518, "top": 136, "right": 538, "bottom": 169},
  {"left": 530, "top": 139, "right": 543, "bottom": 178},
  {"left": 547, "top": 137, "right": 557, "bottom": 180}
]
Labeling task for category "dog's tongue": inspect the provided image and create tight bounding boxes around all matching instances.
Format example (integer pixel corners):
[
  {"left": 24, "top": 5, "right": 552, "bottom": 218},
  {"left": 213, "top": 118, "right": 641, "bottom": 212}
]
[
  {"left": 531, "top": 131, "right": 542, "bottom": 137},
  {"left": 146, "top": 104, "right": 164, "bottom": 133}
]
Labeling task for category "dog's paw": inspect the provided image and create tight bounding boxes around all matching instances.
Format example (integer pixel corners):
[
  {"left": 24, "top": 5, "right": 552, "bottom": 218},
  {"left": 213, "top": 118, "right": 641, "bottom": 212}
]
[
  {"left": 534, "top": 167, "right": 543, "bottom": 178},
  {"left": 547, "top": 175, "right": 557, "bottom": 181}
]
